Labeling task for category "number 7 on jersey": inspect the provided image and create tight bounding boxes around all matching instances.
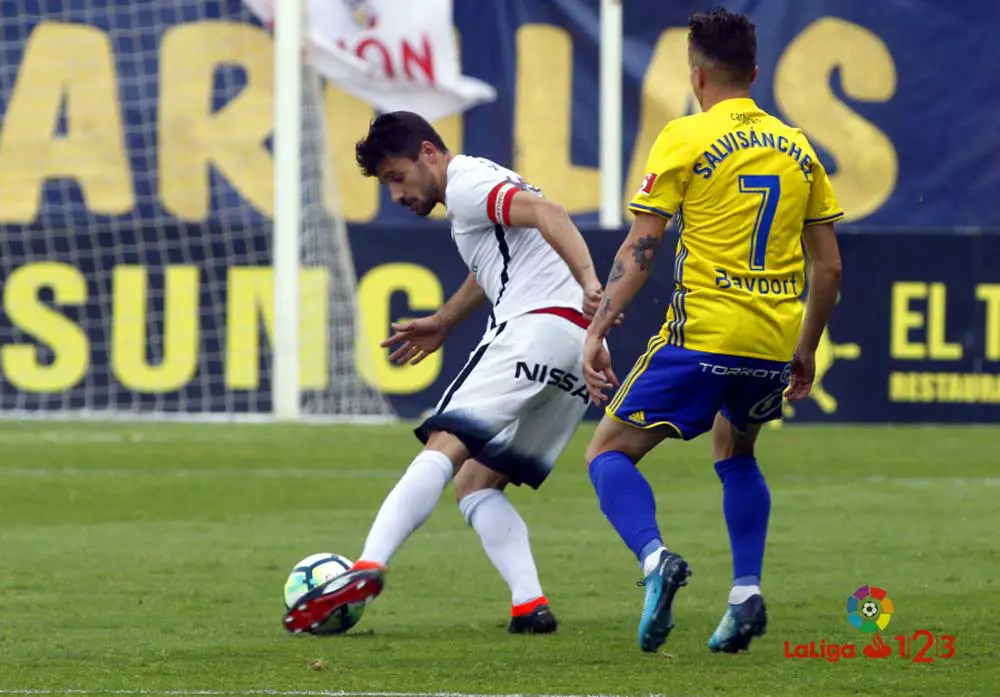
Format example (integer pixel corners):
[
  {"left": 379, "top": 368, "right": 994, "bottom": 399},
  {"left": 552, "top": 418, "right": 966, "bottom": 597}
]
[{"left": 739, "top": 174, "right": 780, "bottom": 272}]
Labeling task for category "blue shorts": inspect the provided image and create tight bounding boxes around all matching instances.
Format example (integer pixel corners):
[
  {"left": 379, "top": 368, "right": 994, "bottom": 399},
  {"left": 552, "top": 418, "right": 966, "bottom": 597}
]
[{"left": 607, "top": 340, "right": 791, "bottom": 440}]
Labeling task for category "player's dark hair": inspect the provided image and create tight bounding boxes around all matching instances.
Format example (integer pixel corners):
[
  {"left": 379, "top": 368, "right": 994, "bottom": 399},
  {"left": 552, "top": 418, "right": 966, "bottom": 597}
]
[
  {"left": 688, "top": 6, "right": 757, "bottom": 84},
  {"left": 355, "top": 111, "right": 449, "bottom": 177}
]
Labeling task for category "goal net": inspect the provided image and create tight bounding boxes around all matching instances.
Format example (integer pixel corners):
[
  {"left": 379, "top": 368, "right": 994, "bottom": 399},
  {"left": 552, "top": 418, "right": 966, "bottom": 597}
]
[{"left": 0, "top": 1, "right": 395, "bottom": 421}]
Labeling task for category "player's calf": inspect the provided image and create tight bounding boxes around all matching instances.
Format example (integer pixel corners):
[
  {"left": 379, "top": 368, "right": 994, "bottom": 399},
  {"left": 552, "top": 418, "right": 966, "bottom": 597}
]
[{"left": 457, "top": 469, "right": 555, "bottom": 633}]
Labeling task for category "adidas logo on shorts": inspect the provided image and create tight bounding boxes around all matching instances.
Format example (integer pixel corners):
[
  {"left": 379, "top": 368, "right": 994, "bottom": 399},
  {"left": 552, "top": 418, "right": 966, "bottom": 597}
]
[{"left": 628, "top": 411, "right": 647, "bottom": 426}]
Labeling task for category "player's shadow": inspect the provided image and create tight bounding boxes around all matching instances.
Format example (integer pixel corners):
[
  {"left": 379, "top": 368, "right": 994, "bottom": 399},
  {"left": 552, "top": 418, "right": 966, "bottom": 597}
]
[{"left": 318, "top": 628, "right": 377, "bottom": 639}]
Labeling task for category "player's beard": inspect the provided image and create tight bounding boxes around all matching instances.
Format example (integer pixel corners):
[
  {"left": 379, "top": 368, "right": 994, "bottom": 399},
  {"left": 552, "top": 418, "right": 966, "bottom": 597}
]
[
  {"left": 398, "top": 189, "right": 436, "bottom": 217},
  {"left": 410, "top": 175, "right": 440, "bottom": 217},
  {"left": 412, "top": 193, "right": 437, "bottom": 217}
]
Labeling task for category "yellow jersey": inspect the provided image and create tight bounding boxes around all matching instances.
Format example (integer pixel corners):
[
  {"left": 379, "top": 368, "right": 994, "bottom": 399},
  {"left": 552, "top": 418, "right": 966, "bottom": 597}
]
[{"left": 629, "top": 97, "right": 843, "bottom": 362}]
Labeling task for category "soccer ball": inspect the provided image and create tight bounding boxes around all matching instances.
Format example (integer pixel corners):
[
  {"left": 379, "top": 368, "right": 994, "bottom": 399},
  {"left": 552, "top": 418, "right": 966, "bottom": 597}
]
[
  {"left": 283, "top": 552, "right": 366, "bottom": 635},
  {"left": 861, "top": 600, "right": 879, "bottom": 618}
]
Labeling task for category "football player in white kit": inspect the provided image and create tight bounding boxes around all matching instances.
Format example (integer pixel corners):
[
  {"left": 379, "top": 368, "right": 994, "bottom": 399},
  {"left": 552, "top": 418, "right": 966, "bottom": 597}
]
[{"left": 283, "top": 112, "right": 606, "bottom": 636}]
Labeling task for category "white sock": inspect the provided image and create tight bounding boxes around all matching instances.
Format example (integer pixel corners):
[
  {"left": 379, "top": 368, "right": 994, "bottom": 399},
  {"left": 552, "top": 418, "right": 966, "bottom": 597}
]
[
  {"left": 358, "top": 450, "right": 454, "bottom": 565},
  {"left": 728, "top": 584, "right": 762, "bottom": 605},
  {"left": 459, "top": 489, "right": 544, "bottom": 607},
  {"left": 641, "top": 546, "right": 668, "bottom": 576}
]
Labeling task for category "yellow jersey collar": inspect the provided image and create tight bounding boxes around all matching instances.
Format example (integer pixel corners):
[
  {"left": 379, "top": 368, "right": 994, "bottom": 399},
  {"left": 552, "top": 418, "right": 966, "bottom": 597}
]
[{"left": 708, "top": 97, "right": 759, "bottom": 113}]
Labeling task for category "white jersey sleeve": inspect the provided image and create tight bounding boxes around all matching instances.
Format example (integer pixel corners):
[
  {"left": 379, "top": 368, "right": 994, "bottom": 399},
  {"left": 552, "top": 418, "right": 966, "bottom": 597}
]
[
  {"left": 445, "top": 159, "right": 531, "bottom": 231},
  {"left": 444, "top": 155, "right": 584, "bottom": 327}
]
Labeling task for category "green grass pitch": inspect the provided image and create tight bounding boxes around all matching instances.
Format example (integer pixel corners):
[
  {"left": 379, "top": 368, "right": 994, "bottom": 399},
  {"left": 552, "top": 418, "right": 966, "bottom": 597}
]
[{"left": 0, "top": 421, "right": 997, "bottom": 697}]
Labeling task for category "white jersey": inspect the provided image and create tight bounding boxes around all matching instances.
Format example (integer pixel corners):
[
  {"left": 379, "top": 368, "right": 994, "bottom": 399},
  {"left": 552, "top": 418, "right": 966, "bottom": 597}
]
[{"left": 444, "top": 155, "right": 583, "bottom": 327}]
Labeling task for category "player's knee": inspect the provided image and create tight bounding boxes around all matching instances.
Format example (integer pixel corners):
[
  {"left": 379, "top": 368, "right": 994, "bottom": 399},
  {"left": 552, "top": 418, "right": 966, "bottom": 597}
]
[
  {"left": 713, "top": 433, "right": 755, "bottom": 461},
  {"left": 452, "top": 474, "right": 478, "bottom": 501},
  {"left": 586, "top": 417, "right": 664, "bottom": 466},
  {"left": 584, "top": 440, "right": 606, "bottom": 467},
  {"left": 711, "top": 414, "right": 759, "bottom": 460},
  {"left": 423, "top": 430, "right": 470, "bottom": 469},
  {"left": 453, "top": 459, "right": 506, "bottom": 501},
  {"left": 719, "top": 439, "right": 755, "bottom": 460},
  {"left": 584, "top": 420, "right": 617, "bottom": 465}
]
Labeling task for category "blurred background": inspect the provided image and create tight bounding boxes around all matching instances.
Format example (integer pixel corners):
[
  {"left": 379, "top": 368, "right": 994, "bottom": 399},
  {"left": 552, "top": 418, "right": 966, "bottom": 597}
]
[
  {"left": 0, "top": 0, "right": 997, "bottom": 425},
  {"left": 0, "top": 4, "right": 997, "bottom": 695}
]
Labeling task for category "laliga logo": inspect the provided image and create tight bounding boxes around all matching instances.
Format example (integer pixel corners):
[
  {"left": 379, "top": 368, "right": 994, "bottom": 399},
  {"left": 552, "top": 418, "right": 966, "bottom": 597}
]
[
  {"left": 847, "top": 584, "right": 893, "bottom": 633},
  {"left": 847, "top": 585, "right": 896, "bottom": 660},
  {"left": 784, "top": 585, "right": 956, "bottom": 664},
  {"left": 784, "top": 584, "right": 893, "bottom": 663}
]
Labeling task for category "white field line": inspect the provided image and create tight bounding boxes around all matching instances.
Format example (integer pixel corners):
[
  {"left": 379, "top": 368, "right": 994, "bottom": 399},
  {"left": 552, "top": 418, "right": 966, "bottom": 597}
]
[
  {"left": 0, "top": 467, "right": 398, "bottom": 479},
  {"left": 864, "top": 475, "right": 1000, "bottom": 486},
  {"left": 0, "top": 411, "right": 398, "bottom": 425},
  {"left": 0, "top": 689, "right": 666, "bottom": 697},
  {"left": 780, "top": 475, "right": 1000, "bottom": 487},
  {"left": 0, "top": 466, "right": 997, "bottom": 488},
  {"left": 0, "top": 430, "right": 390, "bottom": 444},
  {"left": 0, "top": 429, "right": 997, "bottom": 487}
]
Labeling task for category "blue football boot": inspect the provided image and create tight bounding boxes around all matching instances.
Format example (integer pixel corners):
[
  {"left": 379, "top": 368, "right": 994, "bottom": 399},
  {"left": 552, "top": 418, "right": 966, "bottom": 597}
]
[
  {"left": 637, "top": 550, "right": 691, "bottom": 652},
  {"left": 707, "top": 594, "right": 767, "bottom": 653}
]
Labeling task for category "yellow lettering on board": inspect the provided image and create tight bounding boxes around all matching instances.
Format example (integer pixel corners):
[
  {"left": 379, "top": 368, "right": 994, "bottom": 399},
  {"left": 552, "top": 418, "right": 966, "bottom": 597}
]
[
  {"left": 514, "top": 25, "right": 598, "bottom": 214},
  {"left": 324, "top": 83, "right": 379, "bottom": 222},
  {"left": 890, "top": 282, "right": 926, "bottom": 359},
  {"left": 112, "top": 266, "right": 200, "bottom": 392},
  {"left": 0, "top": 23, "right": 134, "bottom": 223},
  {"left": 2, "top": 263, "right": 89, "bottom": 392},
  {"left": 159, "top": 22, "right": 274, "bottom": 221},
  {"left": 775, "top": 17, "right": 897, "bottom": 221},
  {"left": 975, "top": 284, "right": 1000, "bottom": 361},
  {"left": 926, "top": 283, "right": 961, "bottom": 360},
  {"left": 225, "top": 268, "right": 329, "bottom": 390},
  {"left": 625, "top": 28, "right": 699, "bottom": 221},
  {"left": 356, "top": 263, "right": 443, "bottom": 393}
]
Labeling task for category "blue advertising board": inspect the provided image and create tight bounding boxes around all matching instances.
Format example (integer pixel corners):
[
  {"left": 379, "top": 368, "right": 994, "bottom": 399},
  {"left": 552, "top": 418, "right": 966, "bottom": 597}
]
[
  {"left": 3, "top": 223, "right": 998, "bottom": 423},
  {"left": 1, "top": 0, "right": 998, "bottom": 231},
  {"left": 0, "top": 1, "right": 998, "bottom": 422},
  {"left": 346, "top": 226, "right": 1000, "bottom": 423}
]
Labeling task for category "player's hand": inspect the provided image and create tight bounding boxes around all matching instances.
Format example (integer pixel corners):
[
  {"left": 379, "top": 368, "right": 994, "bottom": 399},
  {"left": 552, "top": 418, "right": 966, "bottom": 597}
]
[
  {"left": 381, "top": 315, "right": 449, "bottom": 366},
  {"left": 582, "top": 334, "right": 620, "bottom": 406},
  {"left": 581, "top": 287, "right": 623, "bottom": 326},
  {"left": 785, "top": 349, "right": 815, "bottom": 401}
]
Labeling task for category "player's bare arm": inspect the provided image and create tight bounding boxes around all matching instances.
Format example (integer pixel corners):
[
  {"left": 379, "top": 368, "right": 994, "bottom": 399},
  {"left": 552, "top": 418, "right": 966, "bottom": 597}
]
[
  {"left": 786, "top": 222, "right": 842, "bottom": 401},
  {"left": 436, "top": 271, "right": 488, "bottom": 328},
  {"left": 589, "top": 212, "right": 667, "bottom": 339},
  {"left": 382, "top": 272, "right": 486, "bottom": 365},
  {"left": 581, "top": 212, "right": 668, "bottom": 404},
  {"left": 506, "top": 193, "right": 603, "bottom": 315}
]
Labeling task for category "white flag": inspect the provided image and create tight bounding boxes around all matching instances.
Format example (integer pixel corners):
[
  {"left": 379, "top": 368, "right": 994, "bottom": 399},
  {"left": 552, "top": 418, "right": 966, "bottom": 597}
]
[{"left": 245, "top": 0, "right": 497, "bottom": 122}]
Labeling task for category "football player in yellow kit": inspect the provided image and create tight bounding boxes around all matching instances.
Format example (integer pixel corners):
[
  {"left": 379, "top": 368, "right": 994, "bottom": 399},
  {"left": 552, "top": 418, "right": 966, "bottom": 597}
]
[{"left": 582, "top": 6, "right": 843, "bottom": 655}]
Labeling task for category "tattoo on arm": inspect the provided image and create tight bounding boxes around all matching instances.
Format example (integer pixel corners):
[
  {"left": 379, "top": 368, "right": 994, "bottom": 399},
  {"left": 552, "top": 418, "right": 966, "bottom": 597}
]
[
  {"left": 596, "top": 235, "right": 658, "bottom": 327},
  {"left": 608, "top": 259, "right": 625, "bottom": 284},
  {"left": 597, "top": 294, "right": 614, "bottom": 318},
  {"left": 630, "top": 235, "right": 660, "bottom": 272}
]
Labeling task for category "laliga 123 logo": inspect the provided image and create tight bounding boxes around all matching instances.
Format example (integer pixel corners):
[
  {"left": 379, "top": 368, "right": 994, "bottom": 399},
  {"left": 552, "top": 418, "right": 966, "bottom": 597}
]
[
  {"left": 847, "top": 584, "right": 893, "bottom": 633},
  {"left": 783, "top": 585, "right": 956, "bottom": 664}
]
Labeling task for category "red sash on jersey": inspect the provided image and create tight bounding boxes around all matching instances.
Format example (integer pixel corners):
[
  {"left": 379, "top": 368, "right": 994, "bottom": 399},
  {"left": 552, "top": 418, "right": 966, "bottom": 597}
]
[{"left": 529, "top": 306, "right": 590, "bottom": 329}]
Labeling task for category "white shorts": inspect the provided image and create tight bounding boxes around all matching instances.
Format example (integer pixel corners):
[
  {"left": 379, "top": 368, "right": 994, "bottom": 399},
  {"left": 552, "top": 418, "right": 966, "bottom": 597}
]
[{"left": 415, "top": 310, "right": 590, "bottom": 488}]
